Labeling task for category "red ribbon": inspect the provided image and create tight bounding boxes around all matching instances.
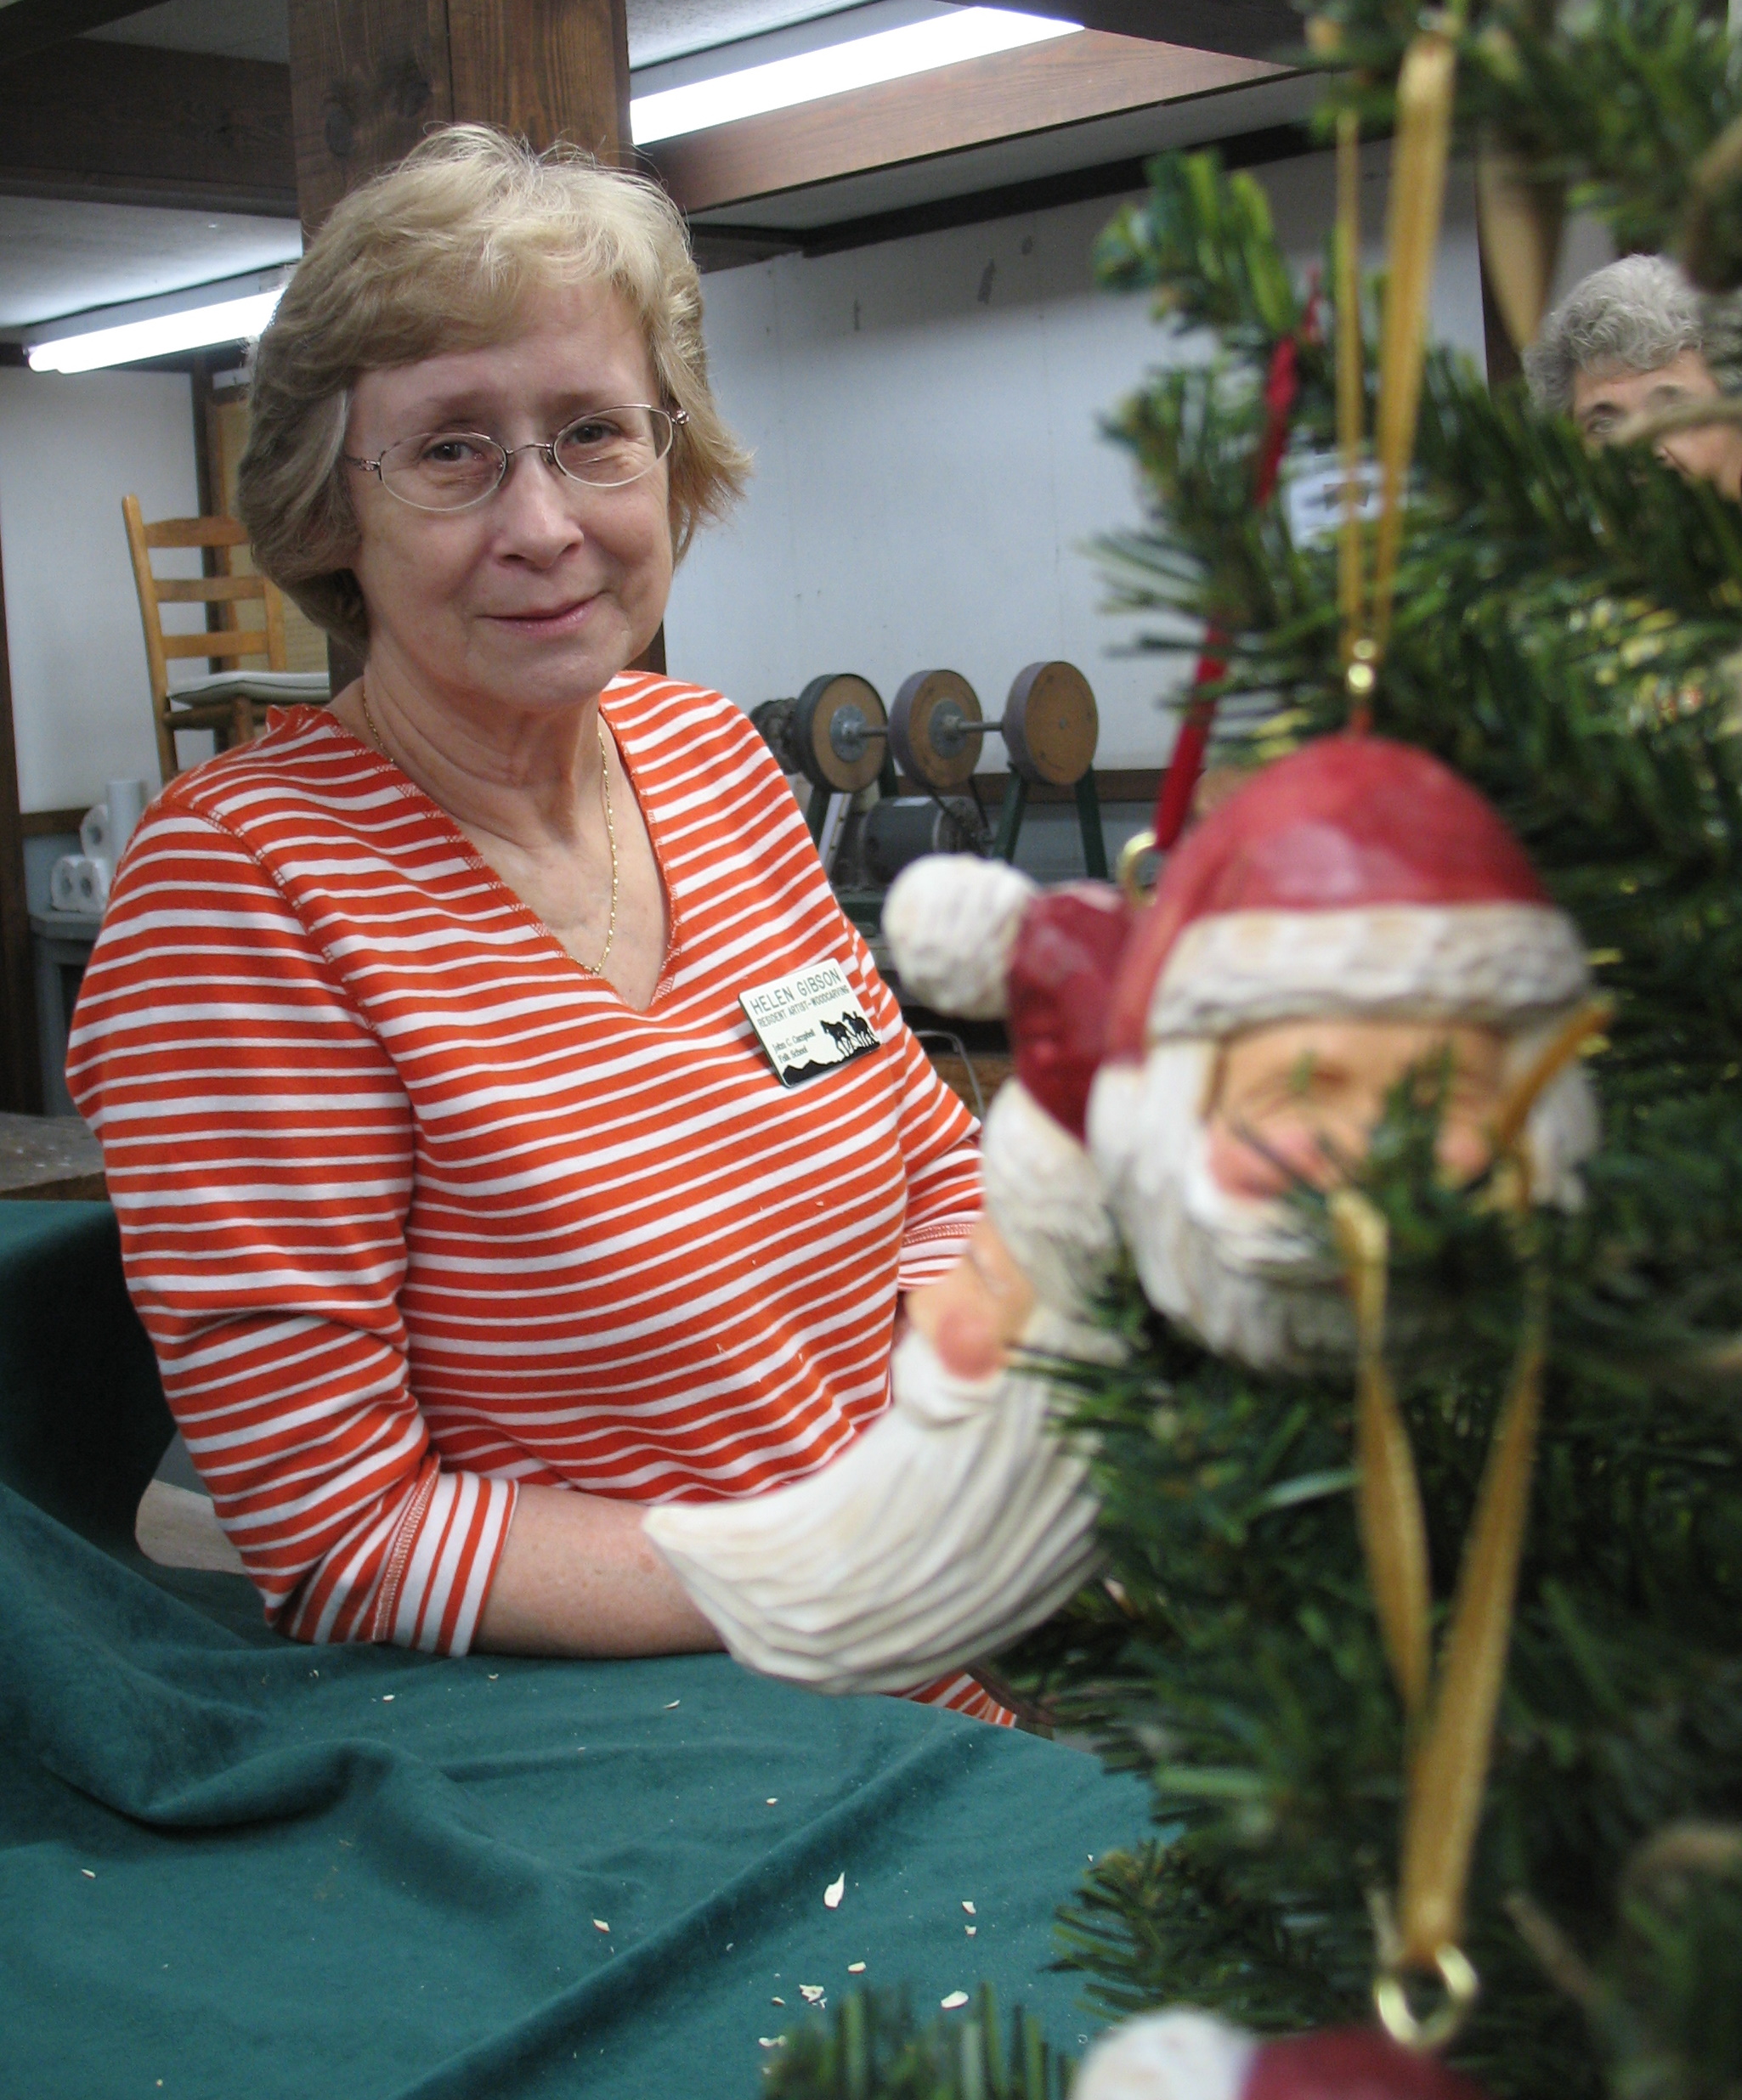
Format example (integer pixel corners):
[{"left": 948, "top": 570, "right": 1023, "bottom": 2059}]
[{"left": 1151, "top": 332, "right": 1302, "bottom": 850}]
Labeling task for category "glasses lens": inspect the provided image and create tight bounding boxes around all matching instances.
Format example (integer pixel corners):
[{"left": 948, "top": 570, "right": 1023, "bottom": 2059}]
[
  {"left": 380, "top": 432, "right": 506, "bottom": 511},
  {"left": 553, "top": 408, "right": 674, "bottom": 488}
]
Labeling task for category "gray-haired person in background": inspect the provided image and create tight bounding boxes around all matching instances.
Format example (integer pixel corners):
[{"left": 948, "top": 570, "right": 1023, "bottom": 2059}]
[{"left": 1524, "top": 251, "right": 1742, "bottom": 499}]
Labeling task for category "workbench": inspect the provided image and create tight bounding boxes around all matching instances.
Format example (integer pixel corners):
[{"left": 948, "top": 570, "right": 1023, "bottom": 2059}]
[{"left": 0, "top": 1203, "right": 1148, "bottom": 2099}]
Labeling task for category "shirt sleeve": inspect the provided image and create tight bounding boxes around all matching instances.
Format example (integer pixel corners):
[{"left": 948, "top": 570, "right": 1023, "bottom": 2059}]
[
  {"left": 842, "top": 913, "right": 981, "bottom": 1295},
  {"left": 65, "top": 806, "right": 516, "bottom": 1654},
  {"left": 890, "top": 1025, "right": 981, "bottom": 1291}
]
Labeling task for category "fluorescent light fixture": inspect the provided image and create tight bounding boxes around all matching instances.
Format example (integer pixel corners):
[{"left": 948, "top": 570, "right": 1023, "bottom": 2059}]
[
  {"left": 630, "top": 5, "right": 1081, "bottom": 144},
  {"left": 26, "top": 268, "right": 291, "bottom": 375}
]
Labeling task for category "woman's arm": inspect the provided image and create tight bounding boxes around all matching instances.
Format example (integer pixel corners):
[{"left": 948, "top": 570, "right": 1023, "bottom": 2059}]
[
  {"left": 72, "top": 804, "right": 701, "bottom": 1661},
  {"left": 885, "top": 1022, "right": 983, "bottom": 1291},
  {"left": 70, "top": 808, "right": 509, "bottom": 1649},
  {"left": 475, "top": 1485, "right": 720, "bottom": 1655}
]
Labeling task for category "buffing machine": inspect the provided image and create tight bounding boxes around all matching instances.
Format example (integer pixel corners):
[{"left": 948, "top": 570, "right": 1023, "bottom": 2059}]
[{"left": 751, "top": 661, "right": 1107, "bottom": 940}]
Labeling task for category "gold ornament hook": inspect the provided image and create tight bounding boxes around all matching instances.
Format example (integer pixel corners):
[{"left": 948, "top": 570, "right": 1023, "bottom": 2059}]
[
  {"left": 1118, "top": 828, "right": 1160, "bottom": 907},
  {"left": 1373, "top": 1943, "right": 1481, "bottom": 2052}
]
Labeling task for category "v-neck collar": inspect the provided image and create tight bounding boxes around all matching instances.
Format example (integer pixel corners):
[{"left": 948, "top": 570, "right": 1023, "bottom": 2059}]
[{"left": 303, "top": 687, "right": 682, "bottom": 1013}]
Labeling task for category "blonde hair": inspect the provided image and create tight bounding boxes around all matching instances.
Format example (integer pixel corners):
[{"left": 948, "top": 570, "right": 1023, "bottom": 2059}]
[{"left": 238, "top": 125, "right": 750, "bottom": 652}]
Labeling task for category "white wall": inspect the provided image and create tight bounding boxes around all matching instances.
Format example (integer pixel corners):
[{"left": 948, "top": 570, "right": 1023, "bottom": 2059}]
[
  {"left": 0, "top": 365, "right": 200, "bottom": 810},
  {"left": 0, "top": 144, "right": 1496, "bottom": 807},
  {"left": 665, "top": 144, "right": 1489, "bottom": 771}
]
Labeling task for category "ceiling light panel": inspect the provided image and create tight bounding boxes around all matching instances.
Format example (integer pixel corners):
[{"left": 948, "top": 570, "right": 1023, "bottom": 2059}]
[
  {"left": 25, "top": 268, "right": 290, "bottom": 374},
  {"left": 630, "top": 5, "right": 1081, "bottom": 143}
]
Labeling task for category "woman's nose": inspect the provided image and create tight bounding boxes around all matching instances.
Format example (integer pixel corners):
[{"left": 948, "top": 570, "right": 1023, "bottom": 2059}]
[{"left": 495, "top": 448, "right": 587, "bottom": 550}]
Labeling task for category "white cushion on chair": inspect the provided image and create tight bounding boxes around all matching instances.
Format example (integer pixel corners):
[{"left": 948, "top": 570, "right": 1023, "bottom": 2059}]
[{"left": 167, "top": 670, "right": 331, "bottom": 708}]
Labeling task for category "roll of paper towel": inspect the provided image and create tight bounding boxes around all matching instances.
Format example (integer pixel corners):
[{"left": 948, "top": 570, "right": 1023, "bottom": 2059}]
[
  {"left": 79, "top": 778, "right": 147, "bottom": 866},
  {"left": 50, "top": 855, "right": 110, "bottom": 913},
  {"left": 108, "top": 777, "right": 146, "bottom": 858}
]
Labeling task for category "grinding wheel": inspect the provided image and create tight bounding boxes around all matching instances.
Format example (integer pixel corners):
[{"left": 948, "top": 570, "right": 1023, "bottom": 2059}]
[
  {"left": 749, "top": 697, "right": 802, "bottom": 776},
  {"left": 889, "top": 669, "right": 983, "bottom": 793},
  {"left": 794, "top": 674, "right": 888, "bottom": 793},
  {"left": 1004, "top": 662, "right": 1098, "bottom": 786}
]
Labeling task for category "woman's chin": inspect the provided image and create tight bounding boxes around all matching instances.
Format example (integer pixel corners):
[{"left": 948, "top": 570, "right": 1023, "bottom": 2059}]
[{"left": 436, "top": 625, "right": 648, "bottom": 712}]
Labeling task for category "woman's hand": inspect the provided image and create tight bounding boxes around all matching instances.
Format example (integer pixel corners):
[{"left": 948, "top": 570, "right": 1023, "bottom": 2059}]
[{"left": 476, "top": 1483, "right": 724, "bottom": 1657}]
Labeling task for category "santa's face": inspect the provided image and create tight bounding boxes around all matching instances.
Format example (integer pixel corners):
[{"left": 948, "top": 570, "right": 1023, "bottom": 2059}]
[
  {"left": 1089, "top": 1014, "right": 1596, "bottom": 1374},
  {"left": 1204, "top": 1017, "right": 1506, "bottom": 1198}
]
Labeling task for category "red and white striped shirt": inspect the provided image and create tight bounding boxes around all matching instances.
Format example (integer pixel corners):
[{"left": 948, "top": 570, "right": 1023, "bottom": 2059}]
[{"left": 70, "top": 677, "right": 996, "bottom": 1715}]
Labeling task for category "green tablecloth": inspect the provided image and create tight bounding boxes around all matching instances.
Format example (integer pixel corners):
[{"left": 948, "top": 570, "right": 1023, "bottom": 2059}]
[{"left": 0, "top": 1204, "right": 1147, "bottom": 2099}]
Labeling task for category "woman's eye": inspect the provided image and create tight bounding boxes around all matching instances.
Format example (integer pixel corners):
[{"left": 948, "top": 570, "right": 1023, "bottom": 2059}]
[
  {"left": 563, "top": 418, "right": 619, "bottom": 448},
  {"left": 420, "top": 435, "right": 487, "bottom": 464}
]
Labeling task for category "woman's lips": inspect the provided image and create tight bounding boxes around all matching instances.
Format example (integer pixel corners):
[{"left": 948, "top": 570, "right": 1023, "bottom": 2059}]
[{"left": 487, "top": 596, "right": 597, "bottom": 635}]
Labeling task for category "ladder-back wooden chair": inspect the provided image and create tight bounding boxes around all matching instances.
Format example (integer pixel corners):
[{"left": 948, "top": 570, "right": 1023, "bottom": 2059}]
[{"left": 122, "top": 494, "right": 291, "bottom": 782}]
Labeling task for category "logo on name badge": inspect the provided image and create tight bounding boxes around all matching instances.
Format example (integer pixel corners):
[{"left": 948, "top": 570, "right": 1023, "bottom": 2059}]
[{"left": 740, "top": 961, "right": 880, "bottom": 1087}]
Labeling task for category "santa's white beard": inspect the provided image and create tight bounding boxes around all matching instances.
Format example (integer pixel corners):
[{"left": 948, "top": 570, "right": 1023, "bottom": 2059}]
[{"left": 1087, "top": 1036, "right": 1599, "bottom": 1375}]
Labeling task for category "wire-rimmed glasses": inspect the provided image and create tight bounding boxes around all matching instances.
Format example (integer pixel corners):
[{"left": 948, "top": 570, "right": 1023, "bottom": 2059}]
[{"left": 343, "top": 405, "right": 687, "bottom": 512}]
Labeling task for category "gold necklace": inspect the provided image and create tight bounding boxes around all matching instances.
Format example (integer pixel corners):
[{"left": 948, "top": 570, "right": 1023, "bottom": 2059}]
[
  {"left": 589, "top": 720, "right": 619, "bottom": 976},
  {"left": 358, "top": 680, "right": 619, "bottom": 977}
]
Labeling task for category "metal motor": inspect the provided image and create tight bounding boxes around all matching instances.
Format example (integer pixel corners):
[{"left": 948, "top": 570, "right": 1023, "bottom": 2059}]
[{"left": 861, "top": 796, "right": 984, "bottom": 885}]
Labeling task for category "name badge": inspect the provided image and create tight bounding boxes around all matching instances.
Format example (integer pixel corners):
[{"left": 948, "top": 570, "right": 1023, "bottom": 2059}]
[{"left": 740, "top": 961, "right": 880, "bottom": 1087}]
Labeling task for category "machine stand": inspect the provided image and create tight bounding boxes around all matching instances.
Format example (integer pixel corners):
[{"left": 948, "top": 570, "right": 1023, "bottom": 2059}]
[
  {"left": 992, "top": 772, "right": 1028, "bottom": 863},
  {"left": 1074, "top": 771, "right": 1109, "bottom": 879}
]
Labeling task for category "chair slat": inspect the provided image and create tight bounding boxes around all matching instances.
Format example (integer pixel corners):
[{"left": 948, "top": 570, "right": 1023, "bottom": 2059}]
[
  {"left": 161, "top": 632, "right": 272, "bottom": 659},
  {"left": 150, "top": 577, "right": 269, "bottom": 604},
  {"left": 125, "top": 492, "right": 297, "bottom": 781},
  {"left": 141, "top": 517, "right": 251, "bottom": 549}
]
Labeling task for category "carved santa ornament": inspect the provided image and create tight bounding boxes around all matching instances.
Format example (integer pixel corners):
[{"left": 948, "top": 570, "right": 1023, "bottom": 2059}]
[{"left": 648, "top": 734, "right": 1597, "bottom": 1703}]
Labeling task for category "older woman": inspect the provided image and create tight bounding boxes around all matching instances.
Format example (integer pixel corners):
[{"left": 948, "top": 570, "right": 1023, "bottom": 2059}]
[
  {"left": 69, "top": 126, "right": 996, "bottom": 1718},
  {"left": 1525, "top": 252, "right": 1742, "bottom": 496}
]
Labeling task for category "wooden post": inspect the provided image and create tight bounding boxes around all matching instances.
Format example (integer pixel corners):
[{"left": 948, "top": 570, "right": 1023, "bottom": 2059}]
[
  {"left": 0, "top": 524, "right": 42, "bottom": 1113},
  {"left": 1479, "top": 247, "right": 1524, "bottom": 391},
  {"left": 285, "top": 0, "right": 636, "bottom": 697},
  {"left": 286, "top": 0, "right": 631, "bottom": 234}
]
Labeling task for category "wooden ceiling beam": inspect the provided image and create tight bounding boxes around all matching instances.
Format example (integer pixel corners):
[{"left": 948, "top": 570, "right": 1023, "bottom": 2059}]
[
  {"left": 0, "top": 41, "right": 297, "bottom": 216},
  {"left": 648, "top": 31, "right": 1284, "bottom": 217}
]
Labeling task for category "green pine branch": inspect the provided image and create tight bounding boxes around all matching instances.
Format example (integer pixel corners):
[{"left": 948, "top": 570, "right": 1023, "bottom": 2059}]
[
  {"left": 1307, "top": 1, "right": 1741, "bottom": 284},
  {"left": 761, "top": 1986, "right": 1070, "bottom": 2100}
]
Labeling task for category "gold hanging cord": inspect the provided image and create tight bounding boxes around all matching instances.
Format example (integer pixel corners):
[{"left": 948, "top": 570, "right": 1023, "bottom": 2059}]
[
  {"left": 1329, "top": 1179, "right": 1541, "bottom": 2049},
  {"left": 1326, "top": 1001, "right": 1605, "bottom": 2048},
  {"left": 1333, "top": 20, "right": 1461, "bottom": 723}
]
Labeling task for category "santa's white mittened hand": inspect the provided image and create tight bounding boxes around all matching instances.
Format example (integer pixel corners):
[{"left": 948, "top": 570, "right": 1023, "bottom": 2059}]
[{"left": 642, "top": 1308, "right": 1106, "bottom": 1696}]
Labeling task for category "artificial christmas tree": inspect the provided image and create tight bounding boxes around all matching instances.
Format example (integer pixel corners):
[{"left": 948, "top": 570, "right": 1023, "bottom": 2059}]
[{"left": 745, "top": 5, "right": 1742, "bottom": 2095}]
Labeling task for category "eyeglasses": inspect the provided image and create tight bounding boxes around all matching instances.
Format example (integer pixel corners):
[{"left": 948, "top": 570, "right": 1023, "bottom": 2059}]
[{"left": 343, "top": 404, "right": 687, "bottom": 513}]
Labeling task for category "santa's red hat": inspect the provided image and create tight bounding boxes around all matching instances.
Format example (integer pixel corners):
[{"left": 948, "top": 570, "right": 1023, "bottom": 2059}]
[
  {"left": 885, "top": 857, "right": 1133, "bottom": 1138},
  {"left": 1107, "top": 736, "right": 1588, "bottom": 1059}
]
